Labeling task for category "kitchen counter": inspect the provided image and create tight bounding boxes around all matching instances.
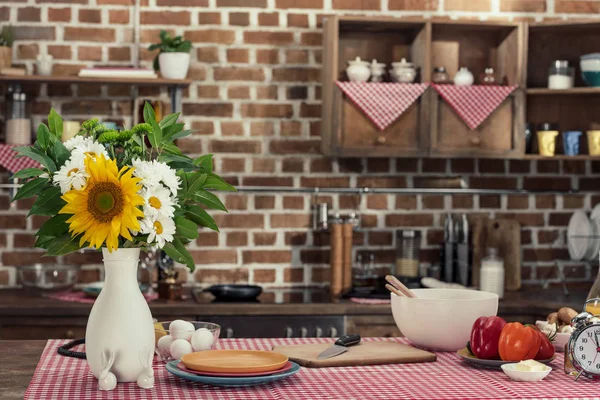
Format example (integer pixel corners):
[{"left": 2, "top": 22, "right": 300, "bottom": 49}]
[{"left": 0, "top": 340, "right": 45, "bottom": 400}]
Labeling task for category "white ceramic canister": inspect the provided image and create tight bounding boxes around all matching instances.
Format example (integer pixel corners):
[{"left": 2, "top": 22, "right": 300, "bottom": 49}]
[
  {"left": 346, "top": 57, "right": 371, "bottom": 82},
  {"left": 454, "top": 67, "right": 474, "bottom": 86}
]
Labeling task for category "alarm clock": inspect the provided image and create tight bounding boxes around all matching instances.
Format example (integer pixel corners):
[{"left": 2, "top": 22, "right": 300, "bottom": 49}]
[{"left": 567, "top": 298, "right": 600, "bottom": 380}]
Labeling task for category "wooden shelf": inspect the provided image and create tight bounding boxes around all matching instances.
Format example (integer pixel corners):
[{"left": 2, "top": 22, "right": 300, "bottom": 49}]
[
  {"left": 526, "top": 87, "right": 600, "bottom": 95},
  {"left": 521, "top": 154, "right": 600, "bottom": 160},
  {"left": 0, "top": 75, "right": 192, "bottom": 87}
]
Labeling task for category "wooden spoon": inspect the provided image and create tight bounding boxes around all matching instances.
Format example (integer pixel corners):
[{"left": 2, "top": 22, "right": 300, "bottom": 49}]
[{"left": 385, "top": 275, "right": 417, "bottom": 298}]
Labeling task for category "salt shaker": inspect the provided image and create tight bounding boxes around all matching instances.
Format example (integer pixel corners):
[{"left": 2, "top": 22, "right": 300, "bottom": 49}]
[
  {"left": 548, "top": 60, "right": 574, "bottom": 89},
  {"left": 479, "top": 248, "right": 504, "bottom": 299}
]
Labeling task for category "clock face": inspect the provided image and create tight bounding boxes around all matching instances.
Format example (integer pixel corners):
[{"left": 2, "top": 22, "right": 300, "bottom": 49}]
[{"left": 573, "top": 325, "right": 600, "bottom": 375}]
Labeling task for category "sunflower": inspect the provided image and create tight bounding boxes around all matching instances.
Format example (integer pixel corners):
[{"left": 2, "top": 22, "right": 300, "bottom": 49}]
[{"left": 59, "top": 154, "right": 145, "bottom": 252}]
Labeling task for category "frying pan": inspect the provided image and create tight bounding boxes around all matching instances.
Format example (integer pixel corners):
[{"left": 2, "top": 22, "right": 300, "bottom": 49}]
[{"left": 205, "top": 284, "right": 262, "bottom": 301}]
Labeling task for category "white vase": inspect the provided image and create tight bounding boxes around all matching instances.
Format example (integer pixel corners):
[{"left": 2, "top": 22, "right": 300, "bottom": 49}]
[
  {"left": 159, "top": 52, "right": 190, "bottom": 80},
  {"left": 85, "top": 248, "right": 155, "bottom": 383}
]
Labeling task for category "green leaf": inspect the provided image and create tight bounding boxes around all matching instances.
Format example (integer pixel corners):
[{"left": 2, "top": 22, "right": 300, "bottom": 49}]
[
  {"left": 28, "top": 187, "right": 65, "bottom": 217},
  {"left": 159, "top": 112, "right": 180, "bottom": 128},
  {"left": 204, "top": 173, "right": 236, "bottom": 192},
  {"left": 148, "top": 118, "right": 162, "bottom": 148},
  {"left": 36, "top": 124, "right": 51, "bottom": 150},
  {"left": 193, "top": 154, "right": 213, "bottom": 173},
  {"left": 185, "top": 205, "right": 219, "bottom": 232},
  {"left": 49, "top": 140, "right": 71, "bottom": 168},
  {"left": 177, "top": 170, "right": 188, "bottom": 201},
  {"left": 193, "top": 189, "right": 227, "bottom": 212},
  {"left": 143, "top": 101, "right": 156, "bottom": 124},
  {"left": 162, "top": 123, "right": 184, "bottom": 141},
  {"left": 161, "top": 142, "right": 182, "bottom": 155},
  {"left": 12, "top": 178, "right": 49, "bottom": 201},
  {"left": 186, "top": 172, "right": 207, "bottom": 198},
  {"left": 15, "top": 146, "right": 57, "bottom": 172},
  {"left": 10, "top": 168, "right": 44, "bottom": 180},
  {"left": 165, "top": 129, "right": 193, "bottom": 143},
  {"left": 48, "top": 108, "right": 63, "bottom": 139},
  {"left": 175, "top": 216, "right": 199, "bottom": 239},
  {"left": 34, "top": 235, "right": 54, "bottom": 249},
  {"left": 163, "top": 237, "right": 195, "bottom": 271},
  {"left": 36, "top": 213, "right": 71, "bottom": 237},
  {"left": 46, "top": 234, "right": 81, "bottom": 256}
]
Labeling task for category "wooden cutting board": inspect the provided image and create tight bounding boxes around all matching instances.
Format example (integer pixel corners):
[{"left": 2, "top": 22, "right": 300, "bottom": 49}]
[
  {"left": 471, "top": 217, "right": 521, "bottom": 291},
  {"left": 271, "top": 341, "right": 436, "bottom": 368}
]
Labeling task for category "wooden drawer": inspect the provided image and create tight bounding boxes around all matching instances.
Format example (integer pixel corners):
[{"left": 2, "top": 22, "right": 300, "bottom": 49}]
[
  {"left": 346, "top": 315, "right": 403, "bottom": 338},
  {"left": 430, "top": 90, "right": 525, "bottom": 158}
]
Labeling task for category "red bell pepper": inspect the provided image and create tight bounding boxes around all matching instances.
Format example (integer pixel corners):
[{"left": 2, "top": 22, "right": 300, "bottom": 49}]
[
  {"left": 498, "top": 322, "right": 542, "bottom": 361},
  {"left": 469, "top": 316, "right": 507, "bottom": 359}
]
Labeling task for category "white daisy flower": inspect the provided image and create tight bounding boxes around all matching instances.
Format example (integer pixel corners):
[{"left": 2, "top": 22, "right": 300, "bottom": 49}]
[
  {"left": 140, "top": 214, "right": 175, "bottom": 248},
  {"left": 63, "top": 136, "right": 88, "bottom": 151},
  {"left": 52, "top": 153, "right": 88, "bottom": 194},
  {"left": 141, "top": 185, "right": 176, "bottom": 218},
  {"left": 132, "top": 159, "right": 181, "bottom": 196},
  {"left": 70, "top": 137, "right": 109, "bottom": 159}
]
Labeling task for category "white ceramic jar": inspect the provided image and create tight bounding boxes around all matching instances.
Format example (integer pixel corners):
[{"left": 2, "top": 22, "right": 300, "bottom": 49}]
[
  {"left": 370, "top": 59, "right": 386, "bottom": 82},
  {"left": 391, "top": 58, "right": 417, "bottom": 83},
  {"left": 346, "top": 57, "right": 371, "bottom": 82},
  {"left": 454, "top": 67, "right": 474, "bottom": 86}
]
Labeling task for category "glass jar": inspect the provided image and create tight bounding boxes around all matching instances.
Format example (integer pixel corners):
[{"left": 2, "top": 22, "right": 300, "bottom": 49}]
[
  {"left": 4, "top": 85, "right": 31, "bottom": 145},
  {"left": 548, "top": 60, "right": 574, "bottom": 89},
  {"left": 480, "top": 67, "right": 497, "bottom": 85},
  {"left": 480, "top": 248, "right": 504, "bottom": 298},
  {"left": 432, "top": 66, "right": 450, "bottom": 83},
  {"left": 395, "top": 230, "right": 421, "bottom": 277}
]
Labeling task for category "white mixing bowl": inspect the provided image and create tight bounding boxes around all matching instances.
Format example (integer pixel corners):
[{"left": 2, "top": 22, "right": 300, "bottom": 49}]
[{"left": 391, "top": 288, "right": 499, "bottom": 351}]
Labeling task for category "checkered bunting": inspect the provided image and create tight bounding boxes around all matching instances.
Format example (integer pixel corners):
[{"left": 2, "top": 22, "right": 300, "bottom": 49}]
[
  {"left": 24, "top": 337, "right": 600, "bottom": 400},
  {"left": 432, "top": 84, "right": 519, "bottom": 130},
  {"left": 0, "top": 144, "right": 40, "bottom": 173},
  {"left": 336, "top": 82, "right": 429, "bottom": 131}
]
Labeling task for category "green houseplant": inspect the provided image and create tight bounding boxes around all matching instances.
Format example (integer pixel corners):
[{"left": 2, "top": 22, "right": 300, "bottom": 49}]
[{"left": 148, "top": 30, "right": 192, "bottom": 80}]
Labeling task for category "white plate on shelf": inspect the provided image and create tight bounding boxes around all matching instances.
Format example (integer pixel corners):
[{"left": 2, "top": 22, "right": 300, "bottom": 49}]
[
  {"left": 587, "top": 217, "right": 600, "bottom": 261},
  {"left": 590, "top": 204, "right": 600, "bottom": 221},
  {"left": 568, "top": 211, "right": 590, "bottom": 261}
]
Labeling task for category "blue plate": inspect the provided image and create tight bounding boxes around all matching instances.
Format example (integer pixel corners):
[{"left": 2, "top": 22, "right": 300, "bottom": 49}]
[{"left": 165, "top": 360, "right": 301, "bottom": 387}]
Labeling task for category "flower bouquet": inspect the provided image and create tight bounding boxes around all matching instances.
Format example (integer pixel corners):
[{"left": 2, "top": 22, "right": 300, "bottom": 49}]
[{"left": 12, "top": 102, "right": 234, "bottom": 271}]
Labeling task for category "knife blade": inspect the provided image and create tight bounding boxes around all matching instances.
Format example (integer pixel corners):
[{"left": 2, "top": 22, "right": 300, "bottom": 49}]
[{"left": 317, "top": 334, "right": 361, "bottom": 360}]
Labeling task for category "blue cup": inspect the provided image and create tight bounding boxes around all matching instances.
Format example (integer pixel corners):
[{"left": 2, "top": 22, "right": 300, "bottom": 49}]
[
  {"left": 103, "top": 121, "right": 118, "bottom": 130},
  {"left": 563, "top": 131, "right": 582, "bottom": 156}
]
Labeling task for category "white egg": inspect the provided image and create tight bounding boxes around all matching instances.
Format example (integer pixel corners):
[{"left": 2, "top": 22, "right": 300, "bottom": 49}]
[
  {"left": 157, "top": 334, "right": 175, "bottom": 353},
  {"left": 191, "top": 328, "right": 214, "bottom": 351},
  {"left": 169, "top": 320, "right": 195, "bottom": 340},
  {"left": 170, "top": 339, "right": 193, "bottom": 359}
]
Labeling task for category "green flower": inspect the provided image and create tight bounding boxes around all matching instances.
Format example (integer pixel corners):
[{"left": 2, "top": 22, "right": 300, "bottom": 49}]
[
  {"left": 82, "top": 118, "right": 99, "bottom": 130},
  {"left": 131, "top": 123, "right": 152, "bottom": 136},
  {"left": 97, "top": 130, "right": 120, "bottom": 144},
  {"left": 117, "top": 130, "right": 133, "bottom": 142}
]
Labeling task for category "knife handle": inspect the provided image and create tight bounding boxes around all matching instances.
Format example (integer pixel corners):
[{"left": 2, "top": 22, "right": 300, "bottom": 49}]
[{"left": 335, "top": 334, "right": 361, "bottom": 347}]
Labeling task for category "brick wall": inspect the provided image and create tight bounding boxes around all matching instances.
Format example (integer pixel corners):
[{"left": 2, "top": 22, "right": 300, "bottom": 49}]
[{"left": 0, "top": 0, "right": 599, "bottom": 288}]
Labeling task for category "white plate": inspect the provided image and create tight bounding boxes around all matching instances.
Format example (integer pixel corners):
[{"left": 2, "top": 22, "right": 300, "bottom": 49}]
[
  {"left": 590, "top": 204, "right": 600, "bottom": 221},
  {"left": 587, "top": 218, "right": 600, "bottom": 261},
  {"left": 568, "top": 211, "right": 590, "bottom": 261}
]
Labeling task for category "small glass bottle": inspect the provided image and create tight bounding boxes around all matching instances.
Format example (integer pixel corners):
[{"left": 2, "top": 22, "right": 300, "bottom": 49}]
[
  {"left": 548, "top": 60, "right": 574, "bottom": 89},
  {"left": 432, "top": 66, "right": 450, "bottom": 83},
  {"left": 480, "top": 68, "right": 497, "bottom": 85},
  {"left": 480, "top": 248, "right": 504, "bottom": 299}
]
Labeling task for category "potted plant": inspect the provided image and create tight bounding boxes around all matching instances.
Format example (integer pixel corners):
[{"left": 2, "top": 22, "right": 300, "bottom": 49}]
[
  {"left": 0, "top": 26, "right": 13, "bottom": 69},
  {"left": 148, "top": 30, "right": 192, "bottom": 80}
]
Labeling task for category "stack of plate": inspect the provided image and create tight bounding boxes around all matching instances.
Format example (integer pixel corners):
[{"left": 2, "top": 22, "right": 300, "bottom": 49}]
[
  {"left": 568, "top": 206, "right": 600, "bottom": 261},
  {"left": 165, "top": 350, "right": 300, "bottom": 387}
]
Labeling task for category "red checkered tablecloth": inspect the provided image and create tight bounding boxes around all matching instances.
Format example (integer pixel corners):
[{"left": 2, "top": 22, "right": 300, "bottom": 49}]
[
  {"left": 0, "top": 144, "right": 40, "bottom": 173},
  {"left": 432, "top": 84, "right": 519, "bottom": 130},
  {"left": 24, "top": 337, "right": 600, "bottom": 399},
  {"left": 337, "top": 82, "right": 429, "bottom": 130}
]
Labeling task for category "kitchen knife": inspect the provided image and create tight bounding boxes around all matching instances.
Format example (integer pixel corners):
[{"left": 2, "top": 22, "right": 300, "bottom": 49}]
[{"left": 317, "top": 334, "right": 361, "bottom": 360}]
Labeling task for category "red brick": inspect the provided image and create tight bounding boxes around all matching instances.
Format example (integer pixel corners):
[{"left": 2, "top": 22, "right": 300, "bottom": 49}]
[
  {"left": 396, "top": 195, "right": 417, "bottom": 210},
  {"left": 3, "top": 252, "right": 55, "bottom": 267},
  {"left": 445, "top": 0, "right": 491, "bottom": 11},
  {"left": 214, "top": 67, "right": 264, "bottom": 81},
  {"left": 495, "top": 213, "right": 545, "bottom": 227},
  {"left": 509, "top": 160, "right": 530, "bottom": 173},
  {"left": 478, "top": 159, "right": 505, "bottom": 174},
  {"left": 243, "top": 250, "right": 291, "bottom": 263},
  {"left": 96, "top": 0, "right": 134, "bottom": 4},
  {"left": 18, "top": 7, "right": 41, "bottom": 22},
  {"left": 226, "top": 48, "right": 249, "bottom": 63},
  {"left": 243, "top": 176, "right": 292, "bottom": 186},
  {"left": 0, "top": 215, "right": 26, "bottom": 229},
  {"left": 273, "top": 67, "right": 320, "bottom": 82},
  {"left": 251, "top": 159, "right": 276, "bottom": 173},
  {"left": 386, "top": 214, "right": 434, "bottom": 227},
  {"left": 470, "top": 177, "right": 517, "bottom": 190},
  {"left": 285, "top": 232, "right": 306, "bottom": 246},
  {"left": 242, "top": 103, "right": 293, "bottom": 118},
  {"left": 396, "top": 158, "right": 419, "bottom": 172},
  {"left": 194, "top": 268, "right": 249, "bottom": 284},
  {"left": 13, "top": 233, "right": 35, "bottom": 248},
  {"left": 283, "top": 196, "right": 304, "bottom": 210},
  {"left": 209, "top": 140, "right": 261, "bottom": 153},
  {"left": 523, "top": 177, "right": 571, "bottom": 191},
  {"left": 366, "top": 159, "right": 389, "bottom": 173},
  {"left": 17, "top": 44, "right": 38, "bottom": 60},
  {"left": 507, "top": 195, "right": 529, "bottom": 209},
  {"left": 220, "top": 157, "right": 245, "bottom": 173},
  {"left": 176, "top": 139, "right": 203, "bottom": 153},
  {"left": 64, "top": 27, "right": 114, "bottom": 42},
  {"left": 563, "top": 195, "right": 584, "bottom": 209},
  {"left": 253, "top": 269, "right": 276, "bottom": 283},
  {"left": 198, "top": 11, "right": 220, "bottom": 24},
  {"left": 183, "top": 103, "right": 233, "bottom": 117},
  {"left": 426, "top": 229, "right": 444, "bottom": 245},
  {"left": 389, "top": 0, "right": 439, "bottom": 10},
  {"left": 220, "top": 121, "right": 244, "bottom": 136},
  {"left": 271, "top": 214, "right": 311, "bottom": 228},
  {"left": 254, "top": 232, "right": 277, "bottom": 246},
  {"left": 357, "top": 177, "right": 407, "bottom": 188},
  {"left": 282, "top": 158, "right": 304, "bottom": 172},
  {"left": 563, "top": 160, "right": 586, "bottom": 175},
  {"left": 367, "top": 194, "right": 388, "bottom": 210},
  {"left": 12, "top": 25, "right": 55, "bottom": 40},
  {"left": 270, "top": 140, "right": 320, "bottom": 154},
  {"left": 108, "top": 47, "right": 131, "bottom": 61},
  {"left": 451, "top": 195, "right": 473, "bottom": 209},
  {"left": 369, "top": 231, "right": 393, "bottom": 246},
  {"left": 244, "top": 31, "right": 294, "bottom": 45},
  {"left": 79, "top": 8, "right": 101, "bottom": 23},
  {"left": 255, "top": 196, "right": 276, "bottom": 210},
  {"left": 538, "top": 230, "right": 560, "bottom": 244},
  {"left": 535, "top": 195, "right": 556, "bottom": 209},
  {"left": 422, "top": 195, "right": 445, "bottom": 209},
  {"left": 109, "top": 9, "right": 129, "bottom": 24},
  {"left": 190, "top": 249, "right": 239, "bottom": 264},
  {"left": 217, "top": 0, "right": 266, "bottom": 6},
  {"left": 229, "top": 12, "right": 249, "bottom": 26},
  {"left": 549, "top": 212, "right": 571, "bottom": 226},
  {"left": 555, "top": 0, "right": 600, "bottom": 13},
  {"left": 301, "top": 177, "right": 350, "bottom": 188},
  {"left": 186, "top": 29, "right": 236, "bottom": 44},
  {"left": 157, "top": 0, "right": 207, "bottom": 4},
  {"left": 214, "top": 214, "right": 264, "bottom": 229},
  {"left": 422, "top": 158, "right": 447, "bottom": 173},
  {"left": 251, "top": 121, "right": 275, "bottom": 136},
  {"left": 142, "top": 11, "right": 190, "bottom": 25},
  {"left": 225, "top": 195, "right": 248, "bottom": 210},
  {"left": 287, "top": 13, "right": 309, "bottom": 27},
  {"left": 284, "top": 267, "right": 304, "bottom": 283},
  {"left": 286, "top": 49, "right": 309, "bottom": 64},
  {"left": 536, "top": 160, "right": 560, "bottom": 173},
  {"left": 524, "top": 248, "right": 569, "bottom": 262},
  {"left": 280, "top": 121, "right": 302, "bottom": 136},
  {"left": 332, "top": 0, "right": 379, "bottom": 9},
  {"left": 0, "top": 7, "right": 9, "bottom": 21},
  {"left": 197, "top": 47, "right": 219, "bottom": 63},
  {"left": 500, "top": 0, "right": 545, "bottom": 11},
  {"left": 197, "top": 231, "right": 219, "bottom": 246},
  {"left": 78, "top": 46, "right": 103, "bottom": 61},
  {"left": 256, "top": 86, "right": 279, "bottom": 100},
  {"left": 259, "top": 12, "right": 279, "bottom": 26},
  {"left": 227, "top": 232, "right": 248, "bottom": 246},
  {"left": 276, "top": 0, "right": 322, "bottom": 7},
  {"left": 256, "top": 49, "right": 280, "bottom": 64}
]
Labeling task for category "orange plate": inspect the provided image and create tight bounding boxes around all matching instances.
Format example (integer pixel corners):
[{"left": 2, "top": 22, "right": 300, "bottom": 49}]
[{"left": 181, "top": 350, "right": 289, "bottom": 374}]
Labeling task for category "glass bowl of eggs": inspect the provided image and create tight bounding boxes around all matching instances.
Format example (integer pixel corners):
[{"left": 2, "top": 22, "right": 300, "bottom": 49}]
[{"left": 154, "top": 320, "right": 221, "bottom": 362}]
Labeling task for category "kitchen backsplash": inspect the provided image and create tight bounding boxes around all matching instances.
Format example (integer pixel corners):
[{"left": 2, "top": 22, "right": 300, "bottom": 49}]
[{"left": 0, "top": 0, "right": 598, "bottom": 288}]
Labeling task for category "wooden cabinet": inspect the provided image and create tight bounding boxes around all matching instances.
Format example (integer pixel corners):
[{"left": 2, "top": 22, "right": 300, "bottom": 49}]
[{"left": 346, "top": 315, "right": 402, "bottom": 338}]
